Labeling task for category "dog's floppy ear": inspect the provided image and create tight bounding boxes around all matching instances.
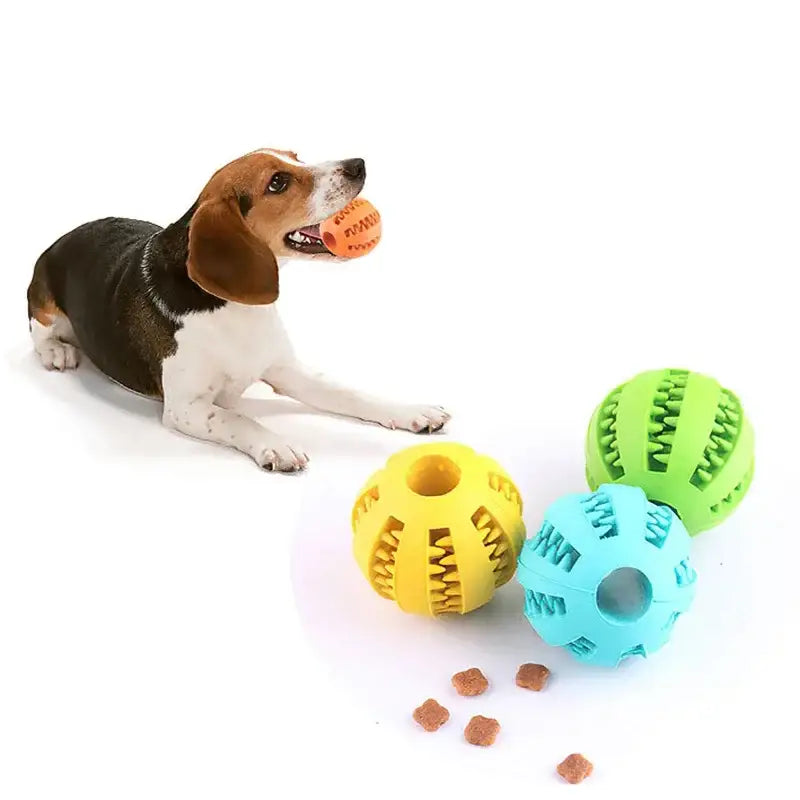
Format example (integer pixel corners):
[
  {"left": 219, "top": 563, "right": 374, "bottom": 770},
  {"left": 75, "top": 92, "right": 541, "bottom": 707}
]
[{"left": 187, "top": 196, "right": 279, "bottom": 305}]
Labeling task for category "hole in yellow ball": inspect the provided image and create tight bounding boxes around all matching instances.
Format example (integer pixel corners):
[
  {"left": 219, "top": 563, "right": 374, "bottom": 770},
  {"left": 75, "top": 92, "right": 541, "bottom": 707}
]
[
  {"left": 323, "top": 231, "right": 337, "bottom": 250},
  {"left": 406, "top": 455, "right": 461, "bottom": 496}
]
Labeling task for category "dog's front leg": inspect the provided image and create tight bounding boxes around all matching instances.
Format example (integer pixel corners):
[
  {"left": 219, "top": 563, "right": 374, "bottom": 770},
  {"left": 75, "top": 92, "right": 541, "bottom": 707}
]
[
  {"left": 264, "top": 362, "right": 450, "bottom": 433},
  {"left": 162, "top": 386, "right": 308, "bottom": 473}
]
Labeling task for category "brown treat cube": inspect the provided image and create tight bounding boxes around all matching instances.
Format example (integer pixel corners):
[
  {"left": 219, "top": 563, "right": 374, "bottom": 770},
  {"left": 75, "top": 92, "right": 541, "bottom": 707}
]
[
  {"left": 413, "top": 698, "right": 450, "bottom": 732},
  {"left": 464, "top": 715, "right": 500, "bottom": 746},
  {"left": 452, "top": 667, "right": 489, "bottom": 696},
  {"left": 557, "top": 754, "right": 593, "bottom": 784},
  {"left": 516, "top": 663, "right": 551, "bottom": 691}
]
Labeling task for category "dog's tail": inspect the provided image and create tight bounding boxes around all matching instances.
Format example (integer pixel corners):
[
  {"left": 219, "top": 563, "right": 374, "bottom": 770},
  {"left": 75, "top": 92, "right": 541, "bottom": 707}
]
[{"left": 27, "top": 252, "right": 56, "bottom": 330}]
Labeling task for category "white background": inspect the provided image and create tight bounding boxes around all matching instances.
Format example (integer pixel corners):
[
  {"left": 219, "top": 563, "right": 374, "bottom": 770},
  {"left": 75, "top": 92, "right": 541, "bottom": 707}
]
[{"left": 1, "top": 1, "right": 798, "bottom": 796}]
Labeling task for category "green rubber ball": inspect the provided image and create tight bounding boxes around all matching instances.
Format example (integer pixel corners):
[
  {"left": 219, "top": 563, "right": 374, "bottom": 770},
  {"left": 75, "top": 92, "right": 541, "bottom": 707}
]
[{"left": 585, "top": 369, "right": 754, "bottom": 535}]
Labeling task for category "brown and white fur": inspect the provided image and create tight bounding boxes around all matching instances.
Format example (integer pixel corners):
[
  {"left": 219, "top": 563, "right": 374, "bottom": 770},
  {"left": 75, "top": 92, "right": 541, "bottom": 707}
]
[{"left": 27, "top": 149, "right": 450, "bottom": 472}]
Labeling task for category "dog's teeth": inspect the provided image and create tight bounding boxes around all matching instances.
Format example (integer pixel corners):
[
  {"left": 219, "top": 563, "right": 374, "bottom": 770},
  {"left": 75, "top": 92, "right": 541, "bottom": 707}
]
[{"left": 288, "top": 230, "right": 322, "bottom": 248}]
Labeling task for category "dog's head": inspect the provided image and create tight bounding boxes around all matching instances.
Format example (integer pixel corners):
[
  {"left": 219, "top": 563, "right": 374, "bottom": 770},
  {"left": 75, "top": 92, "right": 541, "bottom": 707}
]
[{"left": 186, "top": 149, "right": 366, "bottom": 305}]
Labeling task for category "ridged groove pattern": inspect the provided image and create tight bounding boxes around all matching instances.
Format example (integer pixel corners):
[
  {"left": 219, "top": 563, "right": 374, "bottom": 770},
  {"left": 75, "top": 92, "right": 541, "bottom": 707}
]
[
  {"left": 647, "top": 370, "right": 689, "bottom": 472},
  {"left": 369, "top": 516, "right": 403, "bottom": 600},
  {"left": 353, "top": 485, "right": 380, "bottom": 525},
  {"left": 674, "top": 558, "right": 697, "bottom": 588},
  {"left": 428, "top": 528, "right": 462, "bottom": 614},
  {"left": 472, "top": 507, "right": 514, "bottom": 587},
  {"left": 691, "top": 389, "right": 742, "bottom": 488},
  {"left": 710, "top": 461, "right": 754, "bottom": 516},
  {"left": 529, "top": 522, "right": 581, "bottom": 572},
  {"left": 596, "top": 384, "right": 626, "bottom": 480},
  {"left": 581, "top": 491, "right": 618, "bottom": 539},
  {"left": 645, "top": 504, "right": 673, "bottom": 549},
  {"left": 619, "top": 644, "right": 647, "bottom": 660},
  {"left": 525, "top": 589, "right": 567, "bottom": 616},
  {"left": 488, "top": 472, "right": 523, "bottom": 513},
  {"left": 664, "top": 611, "right": 682, "bottom": 631},
  {"left": 566, "top": 637, "right": 597, "bottom": 658}
]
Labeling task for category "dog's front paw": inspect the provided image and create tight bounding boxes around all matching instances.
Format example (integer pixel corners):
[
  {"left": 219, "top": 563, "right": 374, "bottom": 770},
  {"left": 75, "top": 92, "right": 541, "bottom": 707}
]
[
  {"left": 254, "top": 441, "right": 309, "bottom": 473},
  {"left": 379, "top": 405, "right": 451, "bottom": 434}
]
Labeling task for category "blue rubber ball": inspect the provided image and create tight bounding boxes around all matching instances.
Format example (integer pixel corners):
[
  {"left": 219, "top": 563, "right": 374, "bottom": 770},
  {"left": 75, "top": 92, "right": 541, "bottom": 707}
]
[{"left": 517, "top": 484, "right": 697, "bottom": 667}]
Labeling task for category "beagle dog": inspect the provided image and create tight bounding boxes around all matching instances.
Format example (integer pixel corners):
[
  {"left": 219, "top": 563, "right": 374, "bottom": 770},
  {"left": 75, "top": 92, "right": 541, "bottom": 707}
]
[{"left": 27, "top": 149, "right": 450, "bottom": 471}]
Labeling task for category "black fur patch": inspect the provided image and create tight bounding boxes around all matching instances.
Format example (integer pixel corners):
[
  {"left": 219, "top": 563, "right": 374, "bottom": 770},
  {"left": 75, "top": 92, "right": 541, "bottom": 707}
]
[
  {"left": 237, "top": 192, "right": 253, "bottom": 216},
  {"left": 31, "top": 202, "right": 225, "bottom": 398}
]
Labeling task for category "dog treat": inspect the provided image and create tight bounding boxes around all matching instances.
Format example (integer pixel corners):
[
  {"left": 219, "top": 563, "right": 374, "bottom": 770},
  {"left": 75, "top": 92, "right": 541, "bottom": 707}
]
[
  {"left": 557, "top": 754, "right": 594, "bottom": 784},
  {"left": 464, "top": 715, "right": 500, "bottom": 746},
  {"left": 413, "top": 698, "right": 450, "bottom": 732},
  {"left": 515, "top": 663, "right": 551, "bottom": 691},
  {"left": 452, "top": 667, "right": 489, "bottom": 696}
]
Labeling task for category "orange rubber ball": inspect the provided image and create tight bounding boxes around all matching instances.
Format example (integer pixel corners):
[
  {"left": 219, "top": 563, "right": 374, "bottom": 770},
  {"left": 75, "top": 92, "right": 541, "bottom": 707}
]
[{"left": 320, "top": 197, "right": 381, "bottom": 258}]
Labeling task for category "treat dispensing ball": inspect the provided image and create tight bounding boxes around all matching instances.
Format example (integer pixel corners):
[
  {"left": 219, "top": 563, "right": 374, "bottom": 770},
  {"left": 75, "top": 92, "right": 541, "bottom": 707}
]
[
  {"left": 352, "top": 443, "right": 526, "bottom": 616},
  {"left": 320, "top": 197, "right": 382, "bottom": 258},
  {"left": 585, "top": 368, "right": 754, "bottom": 535},
  {"left": 517, "top": 484, "right": 697, "bottom": 667}
]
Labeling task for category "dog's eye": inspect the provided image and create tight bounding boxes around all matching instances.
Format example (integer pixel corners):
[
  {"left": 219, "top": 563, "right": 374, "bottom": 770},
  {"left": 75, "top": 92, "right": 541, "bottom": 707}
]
[{"left": 267, "top": 172, "right": 291, "bottom": 194}]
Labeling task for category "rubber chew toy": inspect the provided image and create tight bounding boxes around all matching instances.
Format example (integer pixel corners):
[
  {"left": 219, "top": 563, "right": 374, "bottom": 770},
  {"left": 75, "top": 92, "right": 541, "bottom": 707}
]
[
  {"left": 352, "top": 443, "right": 526, "bottom": 616},
  {"left": 585, "top": 369, "right": 754, "bottom": 535},
  {"left": 517, "top": 484, "right": 697, "bottom": 667},
  {"left": 320, "top": 197, "right": 381, "bottom": 258}
]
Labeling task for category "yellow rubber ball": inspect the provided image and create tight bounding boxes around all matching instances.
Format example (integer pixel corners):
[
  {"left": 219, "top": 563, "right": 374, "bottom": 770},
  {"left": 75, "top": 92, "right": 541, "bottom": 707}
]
[{"left": 351, "top": 442, "right": 526, "bottom": 616}]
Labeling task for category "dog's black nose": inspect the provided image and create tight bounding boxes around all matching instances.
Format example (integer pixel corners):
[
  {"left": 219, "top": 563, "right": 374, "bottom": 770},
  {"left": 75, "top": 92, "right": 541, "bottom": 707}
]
[{"left": 341, "top": 158, "right": 366, "bottom": 180}]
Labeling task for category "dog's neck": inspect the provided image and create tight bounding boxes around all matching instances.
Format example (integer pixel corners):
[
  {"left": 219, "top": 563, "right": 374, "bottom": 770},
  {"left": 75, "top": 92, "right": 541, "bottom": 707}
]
[
  {"left": 143, "top": 205, "right": 226, "bottom": 319},
  {"left": 156, "top": 204, "right": 196, "bottom": 268}
]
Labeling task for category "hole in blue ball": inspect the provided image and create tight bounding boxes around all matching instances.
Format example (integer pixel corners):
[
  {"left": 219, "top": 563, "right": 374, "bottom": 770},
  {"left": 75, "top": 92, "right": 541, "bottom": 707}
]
[{"left": 596, "top": 568, "right": 652, "bottom": 624}]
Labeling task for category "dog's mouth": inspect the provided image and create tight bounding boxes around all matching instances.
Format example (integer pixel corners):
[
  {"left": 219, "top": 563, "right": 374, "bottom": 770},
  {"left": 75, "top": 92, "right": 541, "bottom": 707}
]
[{"left": 284, "top": 223, "right": 331, "bottom": 255}]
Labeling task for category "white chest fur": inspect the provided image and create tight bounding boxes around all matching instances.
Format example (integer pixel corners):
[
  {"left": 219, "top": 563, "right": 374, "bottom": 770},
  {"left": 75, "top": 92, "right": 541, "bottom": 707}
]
[{"left": 162, "top": 302, "right": 293, "bottom": 402}]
